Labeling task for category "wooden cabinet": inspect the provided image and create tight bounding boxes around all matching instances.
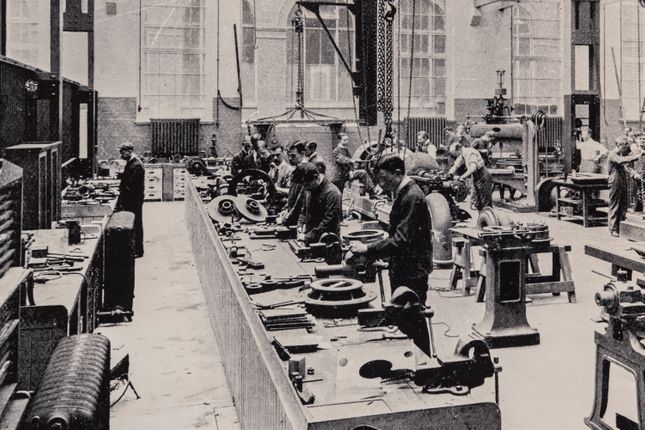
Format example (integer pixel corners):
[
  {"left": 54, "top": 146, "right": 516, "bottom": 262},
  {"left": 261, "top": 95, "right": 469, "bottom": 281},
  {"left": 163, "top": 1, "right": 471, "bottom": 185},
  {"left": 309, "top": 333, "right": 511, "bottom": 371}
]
[
  {"left": 143, "top": 163, "right": 187, "bottom": 201},
  {"left": 144, "top": 167, "right": 163, "bottom": 201},
  {"left": 4, "top": 142, "right": 61, "bottom": 230}
]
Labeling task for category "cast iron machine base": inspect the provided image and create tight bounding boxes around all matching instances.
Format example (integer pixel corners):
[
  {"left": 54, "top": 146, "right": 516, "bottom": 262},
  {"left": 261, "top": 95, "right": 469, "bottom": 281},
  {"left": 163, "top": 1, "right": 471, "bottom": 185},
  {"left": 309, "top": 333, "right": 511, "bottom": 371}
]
[
  {"left": 463, "top": 226, "right": 541, "bottom": 348},
  {"left": 585, "top": 279, "right": 645, "bottom": 430}
]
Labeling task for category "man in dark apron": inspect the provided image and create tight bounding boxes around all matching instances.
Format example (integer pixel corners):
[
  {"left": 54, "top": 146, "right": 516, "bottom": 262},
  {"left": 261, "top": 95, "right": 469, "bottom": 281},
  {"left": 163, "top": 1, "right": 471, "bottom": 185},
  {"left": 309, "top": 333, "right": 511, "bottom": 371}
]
[{"left": 608, "top": 137, "right": 642, "bottom": 236}]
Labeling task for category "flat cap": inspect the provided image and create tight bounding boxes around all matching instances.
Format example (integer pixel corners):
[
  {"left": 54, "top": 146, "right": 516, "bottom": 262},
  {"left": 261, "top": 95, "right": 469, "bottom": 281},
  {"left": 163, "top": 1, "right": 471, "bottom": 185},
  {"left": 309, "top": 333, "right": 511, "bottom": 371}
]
[{"left": 117, "top": 142, "right": 134, "bottom": 151}]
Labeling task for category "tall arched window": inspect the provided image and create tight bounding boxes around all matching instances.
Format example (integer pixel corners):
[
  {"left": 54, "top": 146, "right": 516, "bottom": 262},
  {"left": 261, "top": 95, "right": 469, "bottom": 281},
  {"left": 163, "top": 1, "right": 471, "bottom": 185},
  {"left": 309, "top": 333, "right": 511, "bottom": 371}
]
[
  {"left": 397, "top": 0, "right": 446, "bottom": 115},
  {"left": 141, "top": 0, "right": 207, "bottom": 119},
  {"left": 287, "top": 6, "right": 354, "bottom": 105},
  {"left": 512, "top": 1, "right": 562, "bottom": 115},
  {"left": 241, "top": 0, "right": 256, "bottom": 104}
]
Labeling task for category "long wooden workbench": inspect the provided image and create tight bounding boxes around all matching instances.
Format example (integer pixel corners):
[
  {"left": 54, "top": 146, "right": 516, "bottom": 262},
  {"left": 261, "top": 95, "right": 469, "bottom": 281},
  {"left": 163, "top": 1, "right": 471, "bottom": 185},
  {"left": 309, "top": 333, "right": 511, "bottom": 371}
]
[
  {"left": 585, "top": 242, "right": 645, "bottom": 278},
  {"left": 185, "top": 177, "right": 501, "bottom": 430}
]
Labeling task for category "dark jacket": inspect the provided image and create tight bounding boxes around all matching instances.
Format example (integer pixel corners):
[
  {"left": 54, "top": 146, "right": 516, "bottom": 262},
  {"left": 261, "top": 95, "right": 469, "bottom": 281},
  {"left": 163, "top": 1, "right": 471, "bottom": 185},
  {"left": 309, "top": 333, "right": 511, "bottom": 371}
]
[
  {"left": 367, "top": 180, "right": 433, "bottom": 279},
  {"left": 231, "top": 149, "right": 250, "bottom": 176},
  {"left": 308, "top": 153, "right": 326, "bottom": 173},
  {"left": 301, "top": 177, "right": 342, "bottom": 242},
  {"left": 283, "top": 182, "right": 305, "bottom": 226},
  {"left": 330, "top": 145, "right": 352, "bottom": 183},
  {"left": 116, "top": 155, "right": 145, "bottom": 211},
  {"left": 243, "top": 151, "right": 272, "bottom": 173}
]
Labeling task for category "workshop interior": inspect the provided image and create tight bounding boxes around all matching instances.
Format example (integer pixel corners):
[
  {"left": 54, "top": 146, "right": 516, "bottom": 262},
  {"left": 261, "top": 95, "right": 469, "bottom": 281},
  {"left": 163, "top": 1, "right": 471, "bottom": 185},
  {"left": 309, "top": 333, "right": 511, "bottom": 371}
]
[{"left": 0, "top": 0, "right": 643, "bottom": 429}]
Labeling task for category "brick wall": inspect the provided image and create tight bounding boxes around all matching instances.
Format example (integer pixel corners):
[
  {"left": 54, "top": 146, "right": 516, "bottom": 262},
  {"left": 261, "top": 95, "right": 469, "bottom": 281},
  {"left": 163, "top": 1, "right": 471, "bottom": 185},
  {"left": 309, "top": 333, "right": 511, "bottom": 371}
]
[{"left": 97, "top": 97, "right": 243, "bottom": 160}]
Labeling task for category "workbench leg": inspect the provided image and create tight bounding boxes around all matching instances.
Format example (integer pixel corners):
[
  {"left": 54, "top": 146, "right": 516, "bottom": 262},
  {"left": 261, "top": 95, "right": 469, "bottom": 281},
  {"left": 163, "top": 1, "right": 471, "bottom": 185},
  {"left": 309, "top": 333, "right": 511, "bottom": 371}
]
[
  {"left": 583, "top": 191, "right": 589, "bottom": 227},
  {"left": 449, "top": 266, "right": 460, "bottom": 290},
  {"left": 528, "top": 253, "right": 541, "bottom": 274},
  {"left": 476, "top": 258, "right": 486, "bottom": 303},
  {"left": 555, "top": 185, "right": 561, "bottom": 220},
  {"left": 559, "top": 246, "right": 576, "bottom": 303}
]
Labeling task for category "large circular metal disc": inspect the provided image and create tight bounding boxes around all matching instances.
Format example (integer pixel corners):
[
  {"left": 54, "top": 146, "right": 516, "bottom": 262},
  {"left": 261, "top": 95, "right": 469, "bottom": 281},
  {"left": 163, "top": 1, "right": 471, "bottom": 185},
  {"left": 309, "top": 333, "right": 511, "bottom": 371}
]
[
  {"left": 344, "top": 230, "right": 385, "bottom": 245},
  {"left": 206, "top": 195, "right": 238, "bottom": 224},
  {"left": 310, "top": 278, "right": 364, "bottom": 293},
  {"left": 235, "top": 196, "right": 268, "bottom": 223}
]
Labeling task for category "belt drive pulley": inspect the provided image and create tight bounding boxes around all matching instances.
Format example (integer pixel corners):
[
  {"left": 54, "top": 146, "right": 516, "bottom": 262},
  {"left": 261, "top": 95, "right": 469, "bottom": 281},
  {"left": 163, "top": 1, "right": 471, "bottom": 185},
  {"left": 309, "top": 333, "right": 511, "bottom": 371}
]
[
  {"left": 207, "top": 195, "right": 239, "bottom": 224},
  {"left": 305, "top": 278, "right": 376, "bottom": 318},
  {"left": 235, "top": 196, "right": 268, "bottom": 223}
]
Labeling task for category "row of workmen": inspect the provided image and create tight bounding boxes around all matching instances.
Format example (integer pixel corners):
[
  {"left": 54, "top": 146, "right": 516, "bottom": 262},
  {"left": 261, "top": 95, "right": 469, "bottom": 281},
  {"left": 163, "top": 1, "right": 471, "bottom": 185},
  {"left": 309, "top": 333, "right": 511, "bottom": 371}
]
[{"left": 227, "top": 132, "right": 500, "bottom": 304}]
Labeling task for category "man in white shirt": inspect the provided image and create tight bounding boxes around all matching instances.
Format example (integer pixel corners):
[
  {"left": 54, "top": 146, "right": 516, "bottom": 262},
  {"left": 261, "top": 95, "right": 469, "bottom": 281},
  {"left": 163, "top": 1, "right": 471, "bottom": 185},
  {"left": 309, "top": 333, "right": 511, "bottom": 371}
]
[
  {"left": 448, "top": 142, "right": 493, "bottom": 211},
  {"left": 576, "top": 127, "right": 607, "bottom": 173}
]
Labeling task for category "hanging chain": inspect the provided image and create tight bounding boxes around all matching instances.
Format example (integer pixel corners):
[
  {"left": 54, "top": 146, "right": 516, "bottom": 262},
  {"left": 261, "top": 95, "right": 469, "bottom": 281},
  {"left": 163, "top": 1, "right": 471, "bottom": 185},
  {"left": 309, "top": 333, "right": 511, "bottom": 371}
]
[
  {"left": 377, "top": 0, "right": 395, "bottom": 137},
  {"left": 383, "top": 4, "right": 394, "bottom": 137},
  {"left": 377, "top": 0, "right": 386, "bottom": 110},
  {"left": 293, "top": 8, "right": 305, "bottom": 110}
]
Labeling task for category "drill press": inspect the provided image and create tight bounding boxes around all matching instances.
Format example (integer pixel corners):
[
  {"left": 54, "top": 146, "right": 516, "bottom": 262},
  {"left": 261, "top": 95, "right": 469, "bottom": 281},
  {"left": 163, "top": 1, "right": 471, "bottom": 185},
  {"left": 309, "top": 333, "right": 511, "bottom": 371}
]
[{"left": 585, "top": 279, "right": 645, "bottom": 430}]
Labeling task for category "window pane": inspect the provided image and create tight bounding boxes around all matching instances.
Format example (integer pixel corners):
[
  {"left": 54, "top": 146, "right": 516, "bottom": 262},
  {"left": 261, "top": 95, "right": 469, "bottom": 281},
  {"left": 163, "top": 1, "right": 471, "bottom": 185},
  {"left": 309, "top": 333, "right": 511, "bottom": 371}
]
[
  {"left": 512, "top": 2, "right": 562, "bottom": 114},
  {"left": 141, "top": 0, "right": 206, "bottom": 117}
]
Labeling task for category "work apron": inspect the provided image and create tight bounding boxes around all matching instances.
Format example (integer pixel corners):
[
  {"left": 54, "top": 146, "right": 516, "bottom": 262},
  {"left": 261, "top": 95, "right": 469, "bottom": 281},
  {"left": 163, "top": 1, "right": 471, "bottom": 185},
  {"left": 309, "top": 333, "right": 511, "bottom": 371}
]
[
  {"left": 608, "top": 164, "right": 629, "bottom": 233},
  {"left": 472, "top": 167, "right": 493, "bottom": 210}
]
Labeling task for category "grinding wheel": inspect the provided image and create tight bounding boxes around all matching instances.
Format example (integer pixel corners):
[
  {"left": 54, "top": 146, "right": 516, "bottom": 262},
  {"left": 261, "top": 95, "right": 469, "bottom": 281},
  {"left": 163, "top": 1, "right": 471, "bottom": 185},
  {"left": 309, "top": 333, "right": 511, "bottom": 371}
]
[
  {"left": 235, "top": 196, "right": 268, "bottom": 223},
  {"left": 207, "top": 195, "right": 239, "bottom": 224}
]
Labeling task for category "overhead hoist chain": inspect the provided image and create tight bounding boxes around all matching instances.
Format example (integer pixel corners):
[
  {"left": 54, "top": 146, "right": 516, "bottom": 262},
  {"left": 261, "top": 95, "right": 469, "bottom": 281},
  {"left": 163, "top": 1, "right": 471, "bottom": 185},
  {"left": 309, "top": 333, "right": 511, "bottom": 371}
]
[
  {"left": 377, "top": 0, "right": 395, "bottom": 137},
  {"left": 293, "top": 8, "right": 305, "bottom": 110}
]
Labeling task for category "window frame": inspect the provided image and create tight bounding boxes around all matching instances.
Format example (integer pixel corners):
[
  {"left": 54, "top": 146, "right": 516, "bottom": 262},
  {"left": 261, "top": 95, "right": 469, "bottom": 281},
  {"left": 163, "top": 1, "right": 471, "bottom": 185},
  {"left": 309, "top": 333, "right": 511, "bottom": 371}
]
[
  {"left": 139, "top": 0, "right": 209, "bottom": 121},
  {"left": 511, "top": 1, "right": 563, "bottom": 116}
]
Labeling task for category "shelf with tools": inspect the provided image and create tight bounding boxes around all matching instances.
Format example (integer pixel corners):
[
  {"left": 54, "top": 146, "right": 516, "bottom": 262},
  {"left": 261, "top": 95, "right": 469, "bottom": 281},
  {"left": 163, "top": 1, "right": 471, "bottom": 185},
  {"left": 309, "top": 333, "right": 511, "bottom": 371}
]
[{"left": 185, "top": 177, "right": 501, "bottom": 430}]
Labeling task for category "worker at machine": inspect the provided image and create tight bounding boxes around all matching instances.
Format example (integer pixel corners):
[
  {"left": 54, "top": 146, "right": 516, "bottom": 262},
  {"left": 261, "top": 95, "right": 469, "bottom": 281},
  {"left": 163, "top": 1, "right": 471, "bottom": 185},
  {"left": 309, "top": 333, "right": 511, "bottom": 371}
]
[
  {"left": 304, "top": 141, "right": 326, "bottom": 173},
  {"left": 270, "top": 144, "right": 294, "bottom": 195},
  {"left": 330, "top": 133, "right": 353, "bottom": 193},
  {"left": 349, "top": 155, "right": 433, "bottom": 303},
  {"left": 446, "top": 124, "right": 472, "bottom": 149},
  {"left": 115, "top": 142, "right": 145, "bottom": 258},
  {"left": 576, "top": 126, "right": 607, "bottom": 174},
  {"left": 447, "top": 142, "right": 493, "bottom": 211},
  {"left": 280, "top": 141, "right": 308, "bottom": 226},
  {"left": 244, "top": 138, "right": 273, "bottom": 173},
  {"left": 416, "top": 131, "right": 437, "bottom": 157},
  {"left": 470, "top": 131, "right": 496, "bottom": 167},
  {"left": 231, "top": 135, "right": 253, "bottom": 176},
  {"left": 608, "top": 136, "right": 643, "bottom": 237},
  {"left": 292, "top": 162, "right": 342, "bottom": 244}
]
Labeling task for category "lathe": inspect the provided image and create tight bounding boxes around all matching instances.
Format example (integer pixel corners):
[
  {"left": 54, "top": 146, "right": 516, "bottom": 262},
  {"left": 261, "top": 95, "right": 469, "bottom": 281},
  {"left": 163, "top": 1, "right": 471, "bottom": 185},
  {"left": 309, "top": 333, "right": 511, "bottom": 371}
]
[{"left": 585, "top": 279, "right": 645, "bottom": 430}]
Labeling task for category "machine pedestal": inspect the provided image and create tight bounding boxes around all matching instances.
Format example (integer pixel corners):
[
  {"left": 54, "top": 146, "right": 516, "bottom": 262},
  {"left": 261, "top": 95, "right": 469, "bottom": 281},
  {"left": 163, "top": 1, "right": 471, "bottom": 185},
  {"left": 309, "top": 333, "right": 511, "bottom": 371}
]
[{"left": 471, "top": 323, "right": 540, "bottom": 349}]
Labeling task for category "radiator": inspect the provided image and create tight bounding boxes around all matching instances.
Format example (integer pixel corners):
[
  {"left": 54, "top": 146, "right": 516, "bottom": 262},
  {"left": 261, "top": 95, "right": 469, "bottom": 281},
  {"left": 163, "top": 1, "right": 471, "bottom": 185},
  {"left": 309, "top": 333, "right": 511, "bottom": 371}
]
[
  {"left": 536, "top": 117, "right": 563, "bottom": 151},
  {"left": 0, "top": 159, "right": 23, "bottom": 277},
  {"left": 150, "top": 118, "right": 200, "bottom": 157},
  {"left": 402, "top": 117, "right": 447, "bottom": 150},
  {"left": 23, "top": 334, "right": 111, "bottom": 430}
]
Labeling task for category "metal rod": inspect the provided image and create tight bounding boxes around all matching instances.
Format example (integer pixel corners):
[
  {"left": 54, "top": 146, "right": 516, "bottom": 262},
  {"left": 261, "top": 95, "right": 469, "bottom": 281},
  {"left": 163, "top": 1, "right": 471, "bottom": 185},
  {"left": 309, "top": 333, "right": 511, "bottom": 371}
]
[{"left": 233, "top": 24, "right": 244, "bottom": 109}]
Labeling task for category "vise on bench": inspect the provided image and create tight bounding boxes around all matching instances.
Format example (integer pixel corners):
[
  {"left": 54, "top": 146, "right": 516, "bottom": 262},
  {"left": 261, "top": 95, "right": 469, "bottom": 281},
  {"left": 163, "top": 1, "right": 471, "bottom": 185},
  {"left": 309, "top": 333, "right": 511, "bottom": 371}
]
[{"left": 363, "top": 287, "right": 500, "bottom": 395}]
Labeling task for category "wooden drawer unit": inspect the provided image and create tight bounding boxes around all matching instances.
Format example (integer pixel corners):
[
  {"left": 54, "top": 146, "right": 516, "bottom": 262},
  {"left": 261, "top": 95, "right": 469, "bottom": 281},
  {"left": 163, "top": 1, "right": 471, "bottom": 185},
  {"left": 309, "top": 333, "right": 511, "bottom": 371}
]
[
  {"left": 144, "top": 167, "right": 162, "bottom": 201},
  {"left": 172, "top": 168, "right": 186, "bottom": 200}
]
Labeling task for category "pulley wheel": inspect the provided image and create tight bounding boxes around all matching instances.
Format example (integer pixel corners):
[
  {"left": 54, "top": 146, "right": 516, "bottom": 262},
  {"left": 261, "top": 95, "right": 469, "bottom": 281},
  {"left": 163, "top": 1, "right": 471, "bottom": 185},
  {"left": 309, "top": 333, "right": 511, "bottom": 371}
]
[
  {"left": 207, "top": 195, "right": 238, "bottom": 224},
  {"left": 477, "top": 207, "right": 512, "bottom": 229},
  {"left": 185, "top": 156, "right": 208, "bottom": 176},
  {"left": 235, "top": 196, "right": 268, "bottom": 223},
  {"left": 344, "top": 230, "right": 385, "bottom": 245},
  {"left": 310, "top": 278, "right": 364, "bottom": 294},
  {"left": 228, "top": 168, "right": 276, "bottom": 205}
]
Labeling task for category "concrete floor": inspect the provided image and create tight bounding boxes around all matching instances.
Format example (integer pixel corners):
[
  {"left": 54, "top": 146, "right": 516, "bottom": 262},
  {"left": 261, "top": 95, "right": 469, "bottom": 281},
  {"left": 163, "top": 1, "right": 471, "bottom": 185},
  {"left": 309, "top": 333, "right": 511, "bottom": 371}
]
[
  {"left": 101, "top": 202, "right": 240, "bottom": 430},
  {"left": 103, "top": 200, "right": 638, "bottom": 429}
]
